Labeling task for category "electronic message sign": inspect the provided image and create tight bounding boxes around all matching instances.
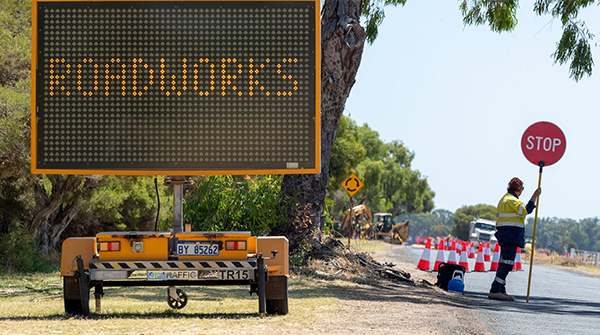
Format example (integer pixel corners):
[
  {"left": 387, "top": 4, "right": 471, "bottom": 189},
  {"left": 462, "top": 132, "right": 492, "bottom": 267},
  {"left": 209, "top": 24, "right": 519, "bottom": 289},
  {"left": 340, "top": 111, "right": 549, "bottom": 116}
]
[{"left": 31, "top": 0, "right": 320, "bottom": 175}]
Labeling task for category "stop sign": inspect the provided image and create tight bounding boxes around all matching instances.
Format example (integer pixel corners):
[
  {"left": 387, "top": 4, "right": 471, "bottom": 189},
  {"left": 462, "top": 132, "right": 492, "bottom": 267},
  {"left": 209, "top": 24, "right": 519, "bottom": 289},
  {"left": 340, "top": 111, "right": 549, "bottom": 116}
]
[{"left": 521, "top": 121, "right": 566, "bottom": 166}]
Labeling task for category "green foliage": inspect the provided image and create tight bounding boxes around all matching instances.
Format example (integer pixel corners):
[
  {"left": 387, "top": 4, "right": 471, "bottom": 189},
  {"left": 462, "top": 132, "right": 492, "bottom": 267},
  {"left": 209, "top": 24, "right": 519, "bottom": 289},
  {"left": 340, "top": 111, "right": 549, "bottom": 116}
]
[
  {"left": 397, "top": 209, "right": 454, "bottom": 240},
  {"left": 452, "top": 204, "right": 496, "bottom": 240},
  {"left": 328, "top": 115, "right": 367, "bottom": 192},
  {"left": 0, "top": 0, "right": 31, "bottom": 86},
  {"left": 183, "top": 175, "right": 287, "bottom": 236},
  {"left": 328, "top": 119, "right": 434, "bottom": 218},
  {"left": 0, "top": 221, "right": 55, "bottom": 273},
  {"left": 462, "top": 0, "right": 597, "bottom": 81},
  {"left": 526, "top": 216, "right": 600, "bottom": 252},
  {"left": 67, "top": 176, "right": 170, "bottom": 237},
  {"left": 459, "top": 0, "right": 518, "bottom": 32}
]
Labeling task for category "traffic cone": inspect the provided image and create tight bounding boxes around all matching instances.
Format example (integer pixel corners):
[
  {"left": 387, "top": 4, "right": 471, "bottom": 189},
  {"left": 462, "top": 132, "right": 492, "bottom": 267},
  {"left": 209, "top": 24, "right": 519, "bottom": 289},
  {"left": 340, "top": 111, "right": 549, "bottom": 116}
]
[
  {"left": 484, "top": 242, "right": 491, "bottom": 261},
  {"left": 458, "top": 247, "right": 470, "bottom": 272},
  {"left": 513, "top": 247, "right": 523, "bottom": 271},
  {"left": 450, "top": 239, "right": 456, "bottom": 251},
  {"left": 457, "top": 241, "right": 463, "bottom": 253},
  {"left": 490, "top": 243, "right": 500, "bottom": 271},
  {"left": 468, "top": 242, "right": 476, "bottom": 259},
  {"left": 434, "top": 248, "right": 446, "bottom": 271},
  {"left": 474, "top": 243, "right": 486, "bottom": 272},
  {"left": 447, "top": 248, "right": 458, "bottom": 265},
  {"left": 425, "top": 237, "right": 432, "bottom": 249},
  {"left": 417, "top": 245, "right": 431, "bottom": 271}
]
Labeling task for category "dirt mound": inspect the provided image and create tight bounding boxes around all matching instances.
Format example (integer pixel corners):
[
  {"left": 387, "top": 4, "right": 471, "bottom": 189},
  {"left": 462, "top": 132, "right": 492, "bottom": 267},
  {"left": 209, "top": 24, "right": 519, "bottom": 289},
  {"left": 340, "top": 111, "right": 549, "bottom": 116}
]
[{"left": 293, "top": 235, "right": 432, "bottom": 287}]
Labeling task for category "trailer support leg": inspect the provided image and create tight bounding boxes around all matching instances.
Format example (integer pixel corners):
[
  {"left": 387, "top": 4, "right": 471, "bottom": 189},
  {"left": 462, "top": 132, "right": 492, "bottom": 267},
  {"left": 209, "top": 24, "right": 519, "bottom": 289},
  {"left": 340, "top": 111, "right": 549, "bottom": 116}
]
[
  {"left": 75, "top": 256, "right": 90, "bottom": 316},
  {"left": 94, "top": 284, "right": 104, "bottom": 313},
  {"left": 257, "top": 253, "right": 266, "bottom": 317}
]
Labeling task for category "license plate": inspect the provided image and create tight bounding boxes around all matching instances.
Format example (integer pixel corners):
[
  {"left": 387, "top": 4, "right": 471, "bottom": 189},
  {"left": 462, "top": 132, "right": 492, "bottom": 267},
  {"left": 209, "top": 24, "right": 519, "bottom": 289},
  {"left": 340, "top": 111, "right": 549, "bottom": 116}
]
[
  {"left": 219, "top": 269, "right": 253, "bottom": 280},
  {"left": 177, "top": 241, "right": 219, "bottom": 256},
  {"left": 147, "top": 270, "right": 199, "bottom": 280}
]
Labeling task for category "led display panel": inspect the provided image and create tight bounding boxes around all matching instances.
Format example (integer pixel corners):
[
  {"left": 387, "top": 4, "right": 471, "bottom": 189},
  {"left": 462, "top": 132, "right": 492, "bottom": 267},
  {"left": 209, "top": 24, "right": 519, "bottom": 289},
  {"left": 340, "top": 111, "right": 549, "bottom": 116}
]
[{"left": 32, "top": 0, "right": 320, "bottom": 175}]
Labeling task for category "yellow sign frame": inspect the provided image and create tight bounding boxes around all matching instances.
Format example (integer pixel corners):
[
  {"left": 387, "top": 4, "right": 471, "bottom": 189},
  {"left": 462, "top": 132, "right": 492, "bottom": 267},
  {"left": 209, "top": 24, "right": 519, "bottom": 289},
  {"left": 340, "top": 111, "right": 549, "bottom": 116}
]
[{"left": 31, "top": 0, "right": 321, "bottom": 176}]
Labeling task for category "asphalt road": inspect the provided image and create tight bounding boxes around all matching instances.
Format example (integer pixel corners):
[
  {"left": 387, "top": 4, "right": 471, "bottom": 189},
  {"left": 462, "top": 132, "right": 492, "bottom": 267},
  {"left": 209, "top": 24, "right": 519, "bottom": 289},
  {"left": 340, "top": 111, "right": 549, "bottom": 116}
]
[{"left": 403, "top": 245, "right": 600, "bottom": 335}]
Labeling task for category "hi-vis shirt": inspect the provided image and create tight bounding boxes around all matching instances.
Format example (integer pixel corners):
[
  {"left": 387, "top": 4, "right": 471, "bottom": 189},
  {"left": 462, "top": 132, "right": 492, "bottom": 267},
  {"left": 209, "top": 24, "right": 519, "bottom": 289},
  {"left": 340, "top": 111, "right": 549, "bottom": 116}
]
[{"left": 496, "top": 192, "right": 534, "bottom": 228}]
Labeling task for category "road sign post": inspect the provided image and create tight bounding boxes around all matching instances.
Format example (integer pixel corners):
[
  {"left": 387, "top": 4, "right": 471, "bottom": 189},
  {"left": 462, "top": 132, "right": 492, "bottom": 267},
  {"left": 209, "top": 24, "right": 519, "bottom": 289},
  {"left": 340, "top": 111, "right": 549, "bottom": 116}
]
[
  {"left": 341, "top": 173, "right": 363, "bottom": 248},
  {"left": 521, "top": 121, "right": 566, "bottom": 302}
]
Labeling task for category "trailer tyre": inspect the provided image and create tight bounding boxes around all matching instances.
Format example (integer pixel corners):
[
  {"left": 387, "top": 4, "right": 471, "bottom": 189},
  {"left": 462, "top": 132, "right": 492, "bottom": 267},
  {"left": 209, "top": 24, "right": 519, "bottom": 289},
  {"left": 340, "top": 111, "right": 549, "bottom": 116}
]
[
  {"left": 167, "top": 288, "right": 188, "bottom": 309},
  {"left": 63, "top": 276, "right": 89, "bottom": 315},
  {"left": 266, "top": 276, "right": 288, "bottom": 315}
]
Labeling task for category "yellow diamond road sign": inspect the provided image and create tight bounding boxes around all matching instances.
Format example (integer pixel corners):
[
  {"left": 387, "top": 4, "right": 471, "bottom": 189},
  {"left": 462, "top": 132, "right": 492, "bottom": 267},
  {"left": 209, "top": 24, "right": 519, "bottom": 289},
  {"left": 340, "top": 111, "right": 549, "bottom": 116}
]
[{"left": 341, "top": 173, "right": 363, "bottom": 197}]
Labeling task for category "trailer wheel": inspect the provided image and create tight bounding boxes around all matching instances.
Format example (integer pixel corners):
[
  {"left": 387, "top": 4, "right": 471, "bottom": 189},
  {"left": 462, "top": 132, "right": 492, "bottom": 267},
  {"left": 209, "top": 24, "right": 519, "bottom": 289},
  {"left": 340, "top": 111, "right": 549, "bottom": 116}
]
[
  {"left": 63, "top": 276, "right": 89, "bottom": 315},
  {"left": 266, "top": 276, "right": 288, "bottom": 315},
  {"left": 167, "top": 288, "right": 188, "bottom": 309}
]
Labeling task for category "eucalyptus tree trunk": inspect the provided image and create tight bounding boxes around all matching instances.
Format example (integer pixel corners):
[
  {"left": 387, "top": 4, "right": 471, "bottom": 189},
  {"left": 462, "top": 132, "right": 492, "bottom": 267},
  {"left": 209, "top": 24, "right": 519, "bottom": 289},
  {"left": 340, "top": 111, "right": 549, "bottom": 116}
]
[{"left": 279, "top": 0, "right": 365, "bottom": 249}]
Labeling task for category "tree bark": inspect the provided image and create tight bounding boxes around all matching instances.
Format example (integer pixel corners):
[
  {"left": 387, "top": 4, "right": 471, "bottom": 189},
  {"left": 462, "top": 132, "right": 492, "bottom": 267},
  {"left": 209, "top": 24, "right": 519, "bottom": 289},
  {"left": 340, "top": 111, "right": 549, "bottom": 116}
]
[{"left": 279, "top": 0, "right": 365, "bottom": 248}]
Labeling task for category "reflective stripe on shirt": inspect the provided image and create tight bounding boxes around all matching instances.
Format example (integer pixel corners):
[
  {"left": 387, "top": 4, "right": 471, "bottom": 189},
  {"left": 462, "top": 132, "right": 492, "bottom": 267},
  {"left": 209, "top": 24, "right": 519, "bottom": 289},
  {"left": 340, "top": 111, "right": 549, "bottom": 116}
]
[
  {"left": 497, "top": 213, "right": 526, "bottom": 218},
  {"left": 496, "top": 221, "right": 525, "bottom": 228}
]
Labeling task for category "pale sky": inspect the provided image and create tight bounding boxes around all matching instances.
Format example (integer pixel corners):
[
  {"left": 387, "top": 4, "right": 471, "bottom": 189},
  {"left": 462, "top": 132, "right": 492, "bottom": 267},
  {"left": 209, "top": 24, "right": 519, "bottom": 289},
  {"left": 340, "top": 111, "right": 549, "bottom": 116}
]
[{"left": 345, "top": 1, "right": 600, "bottom": 220}]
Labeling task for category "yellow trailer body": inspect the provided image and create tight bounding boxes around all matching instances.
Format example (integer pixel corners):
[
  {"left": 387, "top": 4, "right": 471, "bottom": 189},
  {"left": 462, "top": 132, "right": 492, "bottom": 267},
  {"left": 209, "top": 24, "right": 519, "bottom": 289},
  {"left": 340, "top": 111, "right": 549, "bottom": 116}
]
[{"left": 96, "top": 232, "right": 170, "bottom": 261}]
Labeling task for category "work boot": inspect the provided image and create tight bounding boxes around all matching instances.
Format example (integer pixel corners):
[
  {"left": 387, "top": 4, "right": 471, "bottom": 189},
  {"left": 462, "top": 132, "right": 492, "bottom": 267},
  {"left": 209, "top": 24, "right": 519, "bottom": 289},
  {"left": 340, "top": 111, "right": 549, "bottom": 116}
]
[
  {"left": 502, "top": 293, "right": 515, "bottom": 301},
  {"left": 488, "top": 292, "right": 512, "bottom": 301}
]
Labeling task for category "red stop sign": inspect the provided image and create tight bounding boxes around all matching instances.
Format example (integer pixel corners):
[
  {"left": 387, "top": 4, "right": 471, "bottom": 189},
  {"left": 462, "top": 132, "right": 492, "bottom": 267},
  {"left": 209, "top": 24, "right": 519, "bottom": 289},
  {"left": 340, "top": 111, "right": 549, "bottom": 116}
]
[{"left": 521, "top": 121, "right": 566, "bottom": 166}]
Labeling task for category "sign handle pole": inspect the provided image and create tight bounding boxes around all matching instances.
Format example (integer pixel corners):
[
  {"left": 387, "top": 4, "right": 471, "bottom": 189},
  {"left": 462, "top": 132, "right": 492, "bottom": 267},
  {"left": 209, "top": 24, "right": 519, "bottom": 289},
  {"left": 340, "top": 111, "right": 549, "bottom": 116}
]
[
  {"left": 348, "top": 196, "right": 353, "bottom": 249},
  {"left": 526, "top": 161, "right": 544, "bottom": 303}
]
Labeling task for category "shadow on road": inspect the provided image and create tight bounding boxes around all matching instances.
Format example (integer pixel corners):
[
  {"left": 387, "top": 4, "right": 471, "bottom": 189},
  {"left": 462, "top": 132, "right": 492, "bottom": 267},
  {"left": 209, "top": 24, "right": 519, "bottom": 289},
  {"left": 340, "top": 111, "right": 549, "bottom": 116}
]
[{"left": 465, "top": 290, "right": 600, "bottom": 316}]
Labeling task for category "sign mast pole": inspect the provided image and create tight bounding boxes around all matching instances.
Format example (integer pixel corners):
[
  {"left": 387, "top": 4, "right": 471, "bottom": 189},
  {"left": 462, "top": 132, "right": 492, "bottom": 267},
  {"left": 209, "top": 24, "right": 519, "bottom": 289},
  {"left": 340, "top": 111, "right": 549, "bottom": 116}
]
[
  {"left": 526, "top": 161, "right": 544, "bottom": 303},
  {"left": 521, "top": 121, "right": 566, "bottom": 302}
]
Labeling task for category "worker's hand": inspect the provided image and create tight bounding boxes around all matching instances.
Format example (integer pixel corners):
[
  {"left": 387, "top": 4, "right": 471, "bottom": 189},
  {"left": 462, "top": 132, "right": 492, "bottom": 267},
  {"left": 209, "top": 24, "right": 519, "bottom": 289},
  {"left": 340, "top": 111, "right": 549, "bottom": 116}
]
[{"left": 531, "top": 188, "right": 541, "bottom": 202}]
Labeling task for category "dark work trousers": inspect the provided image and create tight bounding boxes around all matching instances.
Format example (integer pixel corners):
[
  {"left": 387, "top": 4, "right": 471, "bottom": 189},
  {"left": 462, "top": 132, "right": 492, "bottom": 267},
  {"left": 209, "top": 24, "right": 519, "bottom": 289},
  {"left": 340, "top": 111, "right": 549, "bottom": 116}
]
[{"left": 490, "top": 243, "right": 518, "bottom": 293}]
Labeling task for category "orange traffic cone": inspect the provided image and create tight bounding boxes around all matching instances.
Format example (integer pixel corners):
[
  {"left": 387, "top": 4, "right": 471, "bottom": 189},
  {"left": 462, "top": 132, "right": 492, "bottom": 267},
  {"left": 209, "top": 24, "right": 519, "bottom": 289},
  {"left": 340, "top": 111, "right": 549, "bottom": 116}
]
[
  {"left": 450, "top": 239, "right": 456, "bottom": 251},
  {"left": 490, "top": 243, "right": 500, "bottom": 271},
  {"left": 417, "top": 245, "right": 431, "bottom": 271},
  {"left": 447, "top": 248, "right": 458, "bottom": 265},
  {"left": 484, "top": 242, "right": 491, "bottom": 261},
  {"left": 434, "top": 248, "right": 446, "bottom": 271},
  {"left": 458, "top": 246, "right": 470, "bottom": 272},
  {"left": 468, "top": 242, "right": 476, "bottom": 259},
  {"left": 423, "top": 237, "right": 432, "bottom": 250},
  {"left": 513, "top": 247, "right": 523, "bottom": 271},
  {"left": 474, "top": 243, "right": 486, "bottom": 272}
]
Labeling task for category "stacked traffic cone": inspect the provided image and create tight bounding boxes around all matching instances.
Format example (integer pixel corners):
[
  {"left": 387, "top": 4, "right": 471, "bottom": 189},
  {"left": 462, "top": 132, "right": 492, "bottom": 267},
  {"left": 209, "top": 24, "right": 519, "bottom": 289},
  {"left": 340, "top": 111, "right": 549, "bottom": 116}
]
[
  {"left": 434, "top": 247, "right": 446, "bottom": 271},
  {"left": 490, "top": 243, "right": 500, "bottom": 271},
  {"left": 417, "top": 239, "right": 432, "bottom": 271},
  {"left": 484, "top": 242, "right": 491, "bottom": 261},
  {"left": 458, "top": 246, "right": 470, "bottom": 272},
  {"left": 474, "top": 243, "right": 486, "bottom": 272},
  {"left": 513, "top": 247, "right": 523, "bottom": 271},
  {"left": 468, "top": 242, "right": 476, "bottom": 259}
]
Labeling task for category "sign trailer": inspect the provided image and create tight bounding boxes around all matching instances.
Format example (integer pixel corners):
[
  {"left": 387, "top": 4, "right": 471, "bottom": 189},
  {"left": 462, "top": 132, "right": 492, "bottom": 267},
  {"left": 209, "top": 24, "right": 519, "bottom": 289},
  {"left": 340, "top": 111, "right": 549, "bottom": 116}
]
[{"left": 32, "top": 0, "right": 321, "bottom": 316}]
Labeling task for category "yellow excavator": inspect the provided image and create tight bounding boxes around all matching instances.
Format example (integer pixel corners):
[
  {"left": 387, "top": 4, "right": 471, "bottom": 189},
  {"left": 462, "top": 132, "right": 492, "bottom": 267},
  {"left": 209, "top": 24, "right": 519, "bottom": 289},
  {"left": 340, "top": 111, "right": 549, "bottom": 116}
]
[{"left": 339, "top": 204, "right": 373, "bottom": 237}]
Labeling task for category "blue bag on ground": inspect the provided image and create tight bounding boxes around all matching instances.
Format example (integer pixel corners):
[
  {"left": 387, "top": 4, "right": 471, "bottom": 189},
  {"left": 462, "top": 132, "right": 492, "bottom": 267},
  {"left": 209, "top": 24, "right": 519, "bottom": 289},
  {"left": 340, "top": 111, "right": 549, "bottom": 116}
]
[
  {"left": 435, "top": 262, "right": 466, "bottom": 291},
  {"left": 447, "top": 270, "right": 465, "bottom": 294}
]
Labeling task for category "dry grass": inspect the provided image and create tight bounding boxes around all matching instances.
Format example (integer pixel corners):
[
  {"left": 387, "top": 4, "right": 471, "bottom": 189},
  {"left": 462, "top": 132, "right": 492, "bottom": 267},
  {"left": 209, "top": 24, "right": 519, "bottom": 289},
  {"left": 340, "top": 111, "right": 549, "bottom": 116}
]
[
  {"left": 0, "top": 241, "right": 489, "bottom": 335},
  {"left": 0, "top": 271, "right": 344, "bottom": 335}
]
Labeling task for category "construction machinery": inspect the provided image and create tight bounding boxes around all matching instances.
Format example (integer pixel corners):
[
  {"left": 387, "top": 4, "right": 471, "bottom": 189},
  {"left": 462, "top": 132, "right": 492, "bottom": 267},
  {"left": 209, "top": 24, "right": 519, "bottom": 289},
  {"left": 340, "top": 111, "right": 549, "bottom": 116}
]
[
  {"left": 371, "top": 213, "right": 409, "bottom": 243},
  {"left": 339, "top": 204, "right": 373, "bottom": 237}
]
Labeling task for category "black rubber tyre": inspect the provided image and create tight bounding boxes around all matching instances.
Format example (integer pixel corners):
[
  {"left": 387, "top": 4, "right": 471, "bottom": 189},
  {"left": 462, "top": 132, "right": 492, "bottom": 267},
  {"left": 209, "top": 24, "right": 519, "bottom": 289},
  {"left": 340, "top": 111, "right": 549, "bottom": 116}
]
[
  {"left": 167, "top": 288, "right": 188, "bottom": 309},
  {"left": 266, "top": 277, "right": 288, "bottom": 315},
  {"left": 63, "top": 276, "right": 89, "bottom": 315}
]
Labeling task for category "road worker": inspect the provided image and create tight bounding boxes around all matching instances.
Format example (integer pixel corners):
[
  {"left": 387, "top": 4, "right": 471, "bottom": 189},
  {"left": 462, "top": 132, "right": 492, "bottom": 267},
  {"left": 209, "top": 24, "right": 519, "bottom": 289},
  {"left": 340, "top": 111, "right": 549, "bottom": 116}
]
[{"left": 488, "top": 177, "right": 541, "bottom": 301}]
